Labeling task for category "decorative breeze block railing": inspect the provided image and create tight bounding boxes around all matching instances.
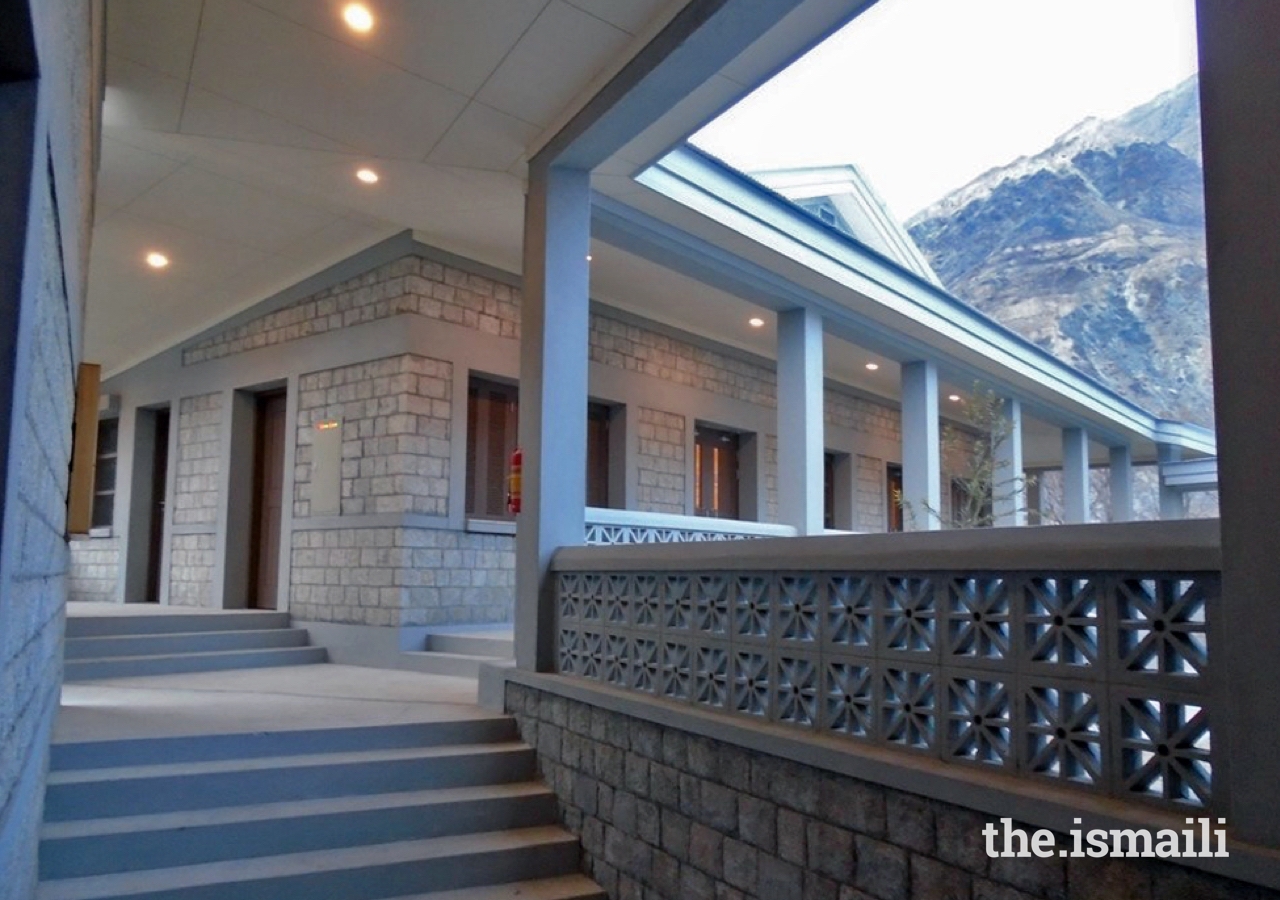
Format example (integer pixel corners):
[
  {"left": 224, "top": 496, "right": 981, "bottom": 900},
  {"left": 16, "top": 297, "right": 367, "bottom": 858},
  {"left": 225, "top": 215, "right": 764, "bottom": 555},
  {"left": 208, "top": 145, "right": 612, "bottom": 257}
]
[
  {"left": 583, "top": 508, "right": 797, "bottom": 546},
  {"left": 554, "top": 568, "right": 1216, "bottom": 812}
]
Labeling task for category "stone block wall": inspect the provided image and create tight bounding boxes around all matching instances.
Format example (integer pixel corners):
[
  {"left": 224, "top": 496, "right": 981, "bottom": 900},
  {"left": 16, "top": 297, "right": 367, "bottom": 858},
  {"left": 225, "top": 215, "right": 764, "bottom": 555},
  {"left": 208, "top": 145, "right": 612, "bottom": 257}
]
[
  {"left": 289, "top": 526, "right": 514, "bottom": 626},
  {"left": 180, "top": 252, "right": 913, "bottom": 532},
  {"left": 183, "top": 256, "right": 520, "bottom": 366},
  {"left": 0, "top": 2, "right": 97, "bottom": 892},
  {"left": 68, "top": 537, "right": 120, "bottom": 603},
  {"left": 856, "top": 454, "right": 888, "bottom": 532},
  {"left": 636, "top": 408, "right": 686, "bottom": 515},
  {"left": 172, "top": 392, "right": 222, "bottom": 526},
  {"left": 507, "top": 682, "right": 1279, "bottom": 900},
  {"left": 168, "top": 533, "right": 217, "bottom": 606},
  {"left": 294, "top": 354, "right": 453, "bottom": 517}
]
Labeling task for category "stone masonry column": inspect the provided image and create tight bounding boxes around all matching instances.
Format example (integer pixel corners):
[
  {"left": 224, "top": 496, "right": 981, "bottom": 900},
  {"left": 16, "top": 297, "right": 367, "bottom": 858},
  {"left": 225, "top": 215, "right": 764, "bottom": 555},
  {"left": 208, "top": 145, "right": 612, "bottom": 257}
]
[
  {"left": 776, "top": 307, "right": 824, "bottom": 535},
  {"left": 515, "top": 164, "right": 590, "bottom": 672},
  {"left": 1197, "top": 0, "right": 1280, "bottom": 848},
  {"left": 900, "top": 361, "right": 940, "bottom": 530},
  {"left": 1061, "top": 427, "right": 1089, "bottom": 524}
]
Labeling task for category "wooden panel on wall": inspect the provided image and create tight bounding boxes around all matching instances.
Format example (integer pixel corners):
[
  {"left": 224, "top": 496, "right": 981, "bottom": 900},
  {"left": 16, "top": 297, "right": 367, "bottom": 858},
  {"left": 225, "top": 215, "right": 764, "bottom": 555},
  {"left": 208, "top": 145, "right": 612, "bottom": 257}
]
[{"left": 66, "top": 362, "right": 100, "bottom": 535}]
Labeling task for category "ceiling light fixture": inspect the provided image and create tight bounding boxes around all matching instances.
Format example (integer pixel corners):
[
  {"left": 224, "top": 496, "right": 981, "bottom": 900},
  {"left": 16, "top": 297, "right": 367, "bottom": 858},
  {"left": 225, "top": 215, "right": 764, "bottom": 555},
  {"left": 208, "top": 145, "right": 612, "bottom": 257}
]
[
  {"left": 342, "top": 3, "right": 374, "bottom": 32},
  {"left": 586, "top": 254, "right": 593, "bottom": 262},
  {"left": 355, "top": 167, "right": 379, "bottom": 184},
  {"left": 748, "top": 317, "right": 765, "bottom": 328},
  {"left": 145, "top": 251, "right": 170, "bottom": 269},
  {"left": 865, "top": 362, "right": 880, "bottom": 371},
  {"left": 949, "top": 394, "right": 962, "bottom": 402}
]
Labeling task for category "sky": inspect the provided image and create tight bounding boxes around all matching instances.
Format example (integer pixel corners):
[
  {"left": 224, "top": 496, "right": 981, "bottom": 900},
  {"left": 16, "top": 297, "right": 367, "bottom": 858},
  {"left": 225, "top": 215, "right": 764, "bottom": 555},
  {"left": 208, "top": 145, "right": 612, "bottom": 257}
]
[{"left": 691, "top": 0, "right": 1200, "bottom": 221}]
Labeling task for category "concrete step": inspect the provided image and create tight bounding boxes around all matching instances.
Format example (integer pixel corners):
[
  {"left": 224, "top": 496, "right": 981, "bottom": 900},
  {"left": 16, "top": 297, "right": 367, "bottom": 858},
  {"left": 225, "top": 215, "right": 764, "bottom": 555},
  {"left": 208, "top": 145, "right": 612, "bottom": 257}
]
[
  {"left": 63, "top": 645, "right": 328, "bottom": 682},
  {"left": 65, "top": 611, "right": 291, "bottom": 639},
  {"left": 423, "top": 633, "right": 514, "bottom": 659},
  {"left": 35, "top": 826, "right": 580, "bottom": 900},
  {"left": 45, "top": 742, "right": 536, "bottom": 820},
  {"left": 50, "top": 718, "right": 518, "bottom": 771},
  {"left": 399, "top": 650, "right": 505, "bottom": 680},
  {"left": 64, "top": 628, "right": 308, "bottom": 660},
  {"left": 40, "top": 782, "right": 558, "bottom": 879},
  {"left": 394, "top": 875, "right": 607, "bottom": 900}
]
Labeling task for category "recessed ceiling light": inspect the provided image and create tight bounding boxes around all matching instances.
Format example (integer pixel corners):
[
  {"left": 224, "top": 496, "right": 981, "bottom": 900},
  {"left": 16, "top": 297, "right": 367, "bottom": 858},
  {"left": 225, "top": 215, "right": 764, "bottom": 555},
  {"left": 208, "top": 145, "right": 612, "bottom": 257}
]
[
  {"left": 586, "top": 254, "right": 593, "bottom": 262},
  {"left": 342, "top": 3, "right": 374, "bottom": 32},
  {"left": 865, "top": 362, "right": 880, "bottom": 371},
  {"left": 949, "top": 394, "right": 962, "bottom": 402},
  {"left": 748, "top": 317, "right": 765, "bottom": 328},
  {"left": 145, "top": 251, "right": 169, "bottom": 269},
  {"left": 356, "top": 167, "right": 379, "bottom": 184}
]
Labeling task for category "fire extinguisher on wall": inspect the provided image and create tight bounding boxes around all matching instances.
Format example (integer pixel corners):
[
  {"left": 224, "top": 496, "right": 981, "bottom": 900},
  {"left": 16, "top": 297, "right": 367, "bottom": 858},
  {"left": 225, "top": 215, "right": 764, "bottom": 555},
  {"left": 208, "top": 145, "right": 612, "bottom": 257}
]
[{"left": 506, "top": 446, "right": 522, "bottom": 515}]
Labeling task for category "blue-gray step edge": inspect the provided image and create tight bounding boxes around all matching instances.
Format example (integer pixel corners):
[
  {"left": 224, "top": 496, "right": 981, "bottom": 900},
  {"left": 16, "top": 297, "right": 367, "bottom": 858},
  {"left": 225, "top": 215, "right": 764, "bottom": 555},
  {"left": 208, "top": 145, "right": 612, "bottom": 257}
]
[
  {"left": 39, "top": 782, "right": 558, "bottom": 879},
  {"left": 66, "top": 612, "right": 291, "bottom": 639},
  {"left": 34, "top": 826, "right": 580, "bottom": 900},
  {"left": 63, "top": 628, "right": 309, "bottom": 660},
  {"left": 50, "top": 718, "right": 518, "bottom": 771},
  {"left": 423, "top": 634, "right": 515, "bottom": 659},
  {"left": 398, "top": 650, "right": 508, "bottom": 680},
  {"left": 44, "top": 743, "right": 536, "bottom": 821},
  {"left": 63, "top": 645, "right": 327, "bottom": 681},
  {"left": 393, "top": 875, "right": 606, "bottom": 900}
]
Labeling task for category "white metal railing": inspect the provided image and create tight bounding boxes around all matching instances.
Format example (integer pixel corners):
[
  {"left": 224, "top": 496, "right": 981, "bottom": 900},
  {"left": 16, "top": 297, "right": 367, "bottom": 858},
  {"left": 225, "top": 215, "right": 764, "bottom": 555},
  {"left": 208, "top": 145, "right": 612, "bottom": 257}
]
[
  {"left": 551, "top": 519, "right": 1220, "bottom": 815},
  {"left": 584, "top": 507, "right": 796, "bottom": 545}
]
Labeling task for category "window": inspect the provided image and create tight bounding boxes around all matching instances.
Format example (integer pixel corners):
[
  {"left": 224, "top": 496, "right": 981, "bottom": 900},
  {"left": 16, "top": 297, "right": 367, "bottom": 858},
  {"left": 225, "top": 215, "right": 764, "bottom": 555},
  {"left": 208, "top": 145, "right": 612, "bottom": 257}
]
[
  {"left": 886, "top": 463, "right": 903, "bottom": 532},
  {"left": 91, "top": 418, "right": 119, "bottom": 529},
  {"left": 466, "top": 377, "right": 519, "bottom": 518},
  {"left": 466, "top": 377, "right": 620, "bottom": 518},
  {"left": 694, "top": 425, "right": 740, "bottom": 519},
  {"left": 950, "top": 476, "right": 993, "bottom": 528}
]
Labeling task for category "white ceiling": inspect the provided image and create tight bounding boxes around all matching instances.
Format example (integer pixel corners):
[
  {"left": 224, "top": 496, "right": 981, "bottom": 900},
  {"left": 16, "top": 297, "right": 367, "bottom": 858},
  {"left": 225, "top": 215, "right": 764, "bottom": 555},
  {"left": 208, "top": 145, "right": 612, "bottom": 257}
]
[{"left": 90, "top": 0, "right": 677, "bottom": 374}]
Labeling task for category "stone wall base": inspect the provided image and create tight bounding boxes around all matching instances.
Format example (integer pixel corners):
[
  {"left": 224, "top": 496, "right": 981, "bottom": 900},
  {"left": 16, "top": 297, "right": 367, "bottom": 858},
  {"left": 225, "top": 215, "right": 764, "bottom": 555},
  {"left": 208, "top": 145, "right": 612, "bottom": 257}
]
[{"left": 505, "top": 681, "right": 1279, "bottom": 900}]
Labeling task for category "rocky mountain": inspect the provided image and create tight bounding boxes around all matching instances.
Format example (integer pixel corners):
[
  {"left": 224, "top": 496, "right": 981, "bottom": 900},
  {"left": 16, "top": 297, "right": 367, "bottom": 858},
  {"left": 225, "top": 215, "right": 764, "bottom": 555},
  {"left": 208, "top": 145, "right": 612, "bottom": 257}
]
[{"left": 906, "top": 77, "right": 1213, "bottom": 427}]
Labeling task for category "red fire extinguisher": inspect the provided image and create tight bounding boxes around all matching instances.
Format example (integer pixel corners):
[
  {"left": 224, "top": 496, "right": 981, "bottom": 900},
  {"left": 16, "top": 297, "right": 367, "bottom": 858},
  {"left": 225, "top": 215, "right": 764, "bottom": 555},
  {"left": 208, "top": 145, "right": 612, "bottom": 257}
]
[{"left": 507, "top": 447, "right": 523, "bottom": 515}]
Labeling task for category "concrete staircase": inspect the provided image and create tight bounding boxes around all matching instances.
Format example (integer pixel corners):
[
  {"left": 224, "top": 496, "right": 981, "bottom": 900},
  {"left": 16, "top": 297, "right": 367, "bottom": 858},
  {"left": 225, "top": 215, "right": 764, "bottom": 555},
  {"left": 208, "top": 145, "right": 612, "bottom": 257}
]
[
  {"left": 37, "top": 718, "right": 603, "bottom": 900},
  {"left": 64, "top": 611, "right": 327, "bottom": 681},
  {"left": 400, "top": 628, "right": 515, "bottom": 679}
]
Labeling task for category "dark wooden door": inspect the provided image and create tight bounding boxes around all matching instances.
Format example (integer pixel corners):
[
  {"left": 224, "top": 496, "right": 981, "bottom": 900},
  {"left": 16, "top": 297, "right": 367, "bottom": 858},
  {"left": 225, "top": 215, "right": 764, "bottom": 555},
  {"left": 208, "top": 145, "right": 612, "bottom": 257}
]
[
  {"left": 144, "top": 409, "right": 169, "bottom": 604},
  {"left": 250, "top": 392, "right": 287, "bottom": 609},
  {"left": 887, "top": 463, "right": 904, "bottom": 532},
  {"left": 694, "top": 426, "right": 740, "bottom": 519}
]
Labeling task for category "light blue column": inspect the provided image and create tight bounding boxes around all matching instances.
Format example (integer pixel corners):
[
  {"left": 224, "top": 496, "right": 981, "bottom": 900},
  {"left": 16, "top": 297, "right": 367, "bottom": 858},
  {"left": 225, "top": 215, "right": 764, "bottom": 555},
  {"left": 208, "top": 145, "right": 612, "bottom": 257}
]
[
  {"left": 515, "top": 164, "right": 591, "bottom": 672},
  {"left": 1157, "top": 442, "right": 1186, "bottom": 520},
  {"left": 1109, "top": 445, "right": 1133, "bottom": 522},
  {"left": 1061, "top": 427, "right": 1090, "bottom": 524},
  {"left": 777, "top": 308, "right": 824, "bottom": 534},
  {"left": 900, "top": 361, "right": 940, "bottom": 530},
  {"left": 993, "top": 397, "right": 1024, "bottom": 527}
]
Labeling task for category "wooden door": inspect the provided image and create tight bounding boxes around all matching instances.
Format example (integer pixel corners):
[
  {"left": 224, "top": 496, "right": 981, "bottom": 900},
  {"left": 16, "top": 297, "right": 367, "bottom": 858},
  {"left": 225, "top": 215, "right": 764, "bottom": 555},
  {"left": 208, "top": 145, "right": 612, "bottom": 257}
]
[
  {"left": 694, "top": 426, "right": 740, "bottom": 519},
  {"left": 250, "top": 392, "right": 287, "bottom": 609},
  {"left": 144, "top": 409, "right": 169, "bottom": 603}
]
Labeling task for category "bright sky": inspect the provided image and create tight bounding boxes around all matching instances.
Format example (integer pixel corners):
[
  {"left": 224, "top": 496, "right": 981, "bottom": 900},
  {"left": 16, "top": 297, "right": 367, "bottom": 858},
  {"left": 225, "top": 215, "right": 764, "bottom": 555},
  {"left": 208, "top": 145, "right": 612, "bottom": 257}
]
[{"left": 691, "top": 0, "right": 1200, "bottom": 220}]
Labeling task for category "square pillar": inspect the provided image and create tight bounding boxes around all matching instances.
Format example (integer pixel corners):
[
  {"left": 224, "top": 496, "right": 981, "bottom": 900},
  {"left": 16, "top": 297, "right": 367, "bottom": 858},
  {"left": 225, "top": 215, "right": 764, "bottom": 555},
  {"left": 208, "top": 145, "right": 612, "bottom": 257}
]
[
  {"left": 776, "top": 308, "right": 824, "bottom": 534},
  {"left": 993, "top": 397, "right": 1025, "bottom": 527},
  {"left": 515, "top": 164, "right": 591, "bottom": 672},
  {"left": 1061, "top": 427, "right": 1089, "bottom": 524},
  {"left": 1109, "top": 445, "right": 1133, "bottom": 523},
  {"left": 1198, "top": 0, "right": 1280, "bottom": 846},
  {"left": 1157, "top": 443, "right": 1186, "bottom": 520},
  {"left": 900, "top": 361, "right": 940, "bottom": 530}
]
